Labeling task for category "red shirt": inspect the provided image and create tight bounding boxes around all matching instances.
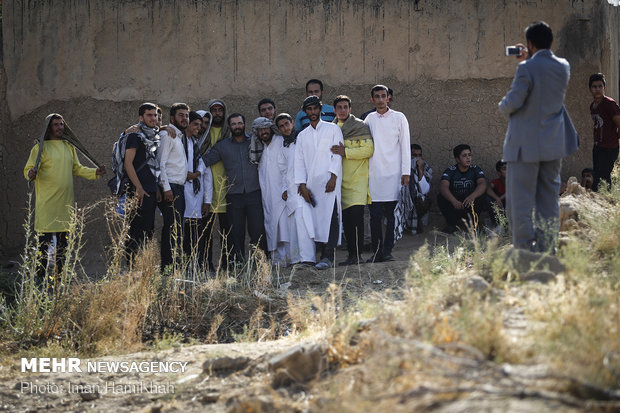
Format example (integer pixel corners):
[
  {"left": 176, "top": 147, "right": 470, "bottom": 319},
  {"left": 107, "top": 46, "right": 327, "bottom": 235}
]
[
  {"left": 591, "top": 96, "right": 620, "bottom": 149},
  {"left": 491, "top": 178, "right": 506, "bottom": 197}
]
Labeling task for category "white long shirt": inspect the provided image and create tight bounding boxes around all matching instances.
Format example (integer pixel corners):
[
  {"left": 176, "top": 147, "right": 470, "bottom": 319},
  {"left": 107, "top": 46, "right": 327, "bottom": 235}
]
[
  {"left": 365, "top": 109, "right": 411, "bottom": 202},
  {"left": 158, "top": 124, "right": 188, "bottom": 191},
  {"left": 294, "top": 120, "right": 344, "bottom": 243},
  {"left": 258, "top": 135, "right": 288, "bottom": 251},
  {"left": 184, "top": 136, "right": 213, "bottom": 219}
]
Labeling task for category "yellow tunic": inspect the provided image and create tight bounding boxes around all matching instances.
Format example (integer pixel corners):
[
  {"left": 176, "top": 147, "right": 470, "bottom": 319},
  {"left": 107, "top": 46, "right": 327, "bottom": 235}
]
[
  {"left": 24, "top": 140, "right": 99, "bottom": 233},
  {"left": 209, "top": 127, "right": 228, "bottom": 213},
  {"left": 337, "top": 122, "right": 374, "bottom": 209}
]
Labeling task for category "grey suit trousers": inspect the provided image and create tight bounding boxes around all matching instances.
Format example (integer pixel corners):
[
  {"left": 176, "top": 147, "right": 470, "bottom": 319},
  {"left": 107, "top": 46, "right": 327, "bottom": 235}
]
[{"left": 506, "top": 159, "right": 562, "bottom": 251}]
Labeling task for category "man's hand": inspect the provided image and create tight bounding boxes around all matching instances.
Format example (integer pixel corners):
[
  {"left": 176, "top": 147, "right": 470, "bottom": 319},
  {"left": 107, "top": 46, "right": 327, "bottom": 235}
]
[
  {"left": 96, "top": 165, "right": 106, "bottom": 176},
  {"left": 27, "top": 168, "right": 36, "bottom": 180},
  {"left": 494, "top": 199, "right": 504, "bottom": 209},
  {"left": 515, "top": 43, "right": 528, "bottom": 62},
  {"left": 325, "top": 173, "right": 337, "bottom": 193},
  {"left": 162, "top": 125, "right": 176, "bottom": 138},
  {"left": 163, "top": 190, "right": 174, "bottom": 202},
  {"left": 186, "top": 171, "right": 200, "bottom": 181},
  {"left": 156, "top": 189, "right": 162, "bottom": 203},
  {"left": 282, "top": 191, "right": 288, "bottom": 201},
  {"left": 401, "top": 174, "right": 410, "bottom": 186},
  {"left": 330, "top": 142, "right": 346, "bottom": 157},
  {"left": 463, "top": 194, "right": 476, "bottom": 208},
  {"left": 136, "top": 186, "right": 149, "bottom": 206},
  {"left": 202, "top": 203, "right": 210, "bottom": 216},
  {"left": 124, "top": 124, "right": 139, "bottom": 134},
  {"left": 452, "top": 199, "right": 464, "bottom": 210},
  {"left": 298, "top": 184, "right": 313, "bottom": 205}
]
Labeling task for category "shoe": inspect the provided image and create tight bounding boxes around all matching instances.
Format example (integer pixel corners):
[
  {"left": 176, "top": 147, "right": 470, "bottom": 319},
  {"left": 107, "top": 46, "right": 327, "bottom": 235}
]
[
  {"left": 440, "top": 225, "right": 457, "bottom": 235},
  {"left": 315, "top": 258, "right": 332, "bottom": 270},
  {"left": 295, "top": 261, "right": 315, "bottom": 267},
  {"left": 383, "top": 254, "right": 394, "bottom": 261},
  {"left": 338, "top": 256, "right": 362, "bottom": 266}
]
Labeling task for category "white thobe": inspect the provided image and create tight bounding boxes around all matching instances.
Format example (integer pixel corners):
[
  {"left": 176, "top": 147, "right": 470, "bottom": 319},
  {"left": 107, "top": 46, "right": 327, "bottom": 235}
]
[
  {"left": 278, "top": 141, "right": 316, "bottom": 263},
  {"left": 158, "top": 125, "right": 188, "bottom": 191},
  {"left": 294, "top": 120, "right": 344, "bottom": 243},
  {"left": 365, "top": 109, "right": 411, "bottom": 201},
  {"left": 258, "top": 135, "right": 289, "bottom": 252},
  {"left": 184, "top": 137, "right": 213, "bottom": 219}
]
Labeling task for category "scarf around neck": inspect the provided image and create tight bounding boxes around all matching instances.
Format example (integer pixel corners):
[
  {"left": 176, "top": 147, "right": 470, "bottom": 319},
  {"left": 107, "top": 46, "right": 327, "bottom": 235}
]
[{"left": 336, "top": 114, "right": 372, "bottom": 141}]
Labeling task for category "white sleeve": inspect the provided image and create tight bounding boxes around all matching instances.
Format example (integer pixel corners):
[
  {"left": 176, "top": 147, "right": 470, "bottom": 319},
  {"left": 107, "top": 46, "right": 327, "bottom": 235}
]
[
  {"left": 328, "top": 126, "right": 344, "bottom": 177},
  {"left": 294, "top": 135, "right": 307, "bottom": 185},
  {"left": 158, "top": 131, "right": 172, "bottom": 191},
  {"left": 399, "top": 114, "right": 411, "bottom": 176},
  {"left": 277, "top": 147, "right": 289, "bottom": 194},
  {"left": 202, "top": 163, "right": 213, "bottom": 204}
]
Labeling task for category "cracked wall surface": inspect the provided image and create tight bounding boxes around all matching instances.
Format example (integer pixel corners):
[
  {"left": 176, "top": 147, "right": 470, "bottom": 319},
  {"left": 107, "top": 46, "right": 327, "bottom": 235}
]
[{"left": 0, "top": 0, "right": 618, "bottom": 257}]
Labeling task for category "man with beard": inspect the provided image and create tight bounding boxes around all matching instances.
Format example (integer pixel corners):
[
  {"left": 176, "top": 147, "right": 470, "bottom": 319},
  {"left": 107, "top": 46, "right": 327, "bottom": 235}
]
[
  {"left": 203, "top": 114, "right": 266, "bottom": 263},
  {"left": 25, "top": 114, "right": 105, "bottom": 281},
  {"left": 183, "top": 111, "right": 213, "bottom": 269},
  {"left": 295, "top": 96, "right": 344, "bottom": 269},
  {"left": 276, "top": 113, "right": 316, "bottom": 265},
  {"left": 256, "top": 117, "right": 288, "bottom": 265},
  {"left": 201, "top": 100, "right": 232, "bottom": 270},
  {"left": 158, "top": 102, "right": 190, "bottom": 269},
  {"left": 122, "top": 103, "right": 161, "bottom": 260},
  {"left": 330, "top": 95, "right": 374, "bottom": 266}
]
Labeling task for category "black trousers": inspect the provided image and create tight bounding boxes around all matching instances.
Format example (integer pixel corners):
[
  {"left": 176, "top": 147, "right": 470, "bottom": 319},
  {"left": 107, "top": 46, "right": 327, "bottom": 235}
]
[
  {"left": 342, "top": 205, "right": 364, "bottom": 259},
  {"left": 369, "top": 200, "right": 397, "bottom": 259},
  {"left": 183, "top": 217, "right": 207, "bottom": 268},
  {"left": 126, "top": 191, "right": 157, "bottom": 261},
  {"left": 37, "top": 232, "right": 68, "bottom": 283},
  {"left": 319, "top": 200, "right": 340, "bottom": 262},
  {"left": 203, "top": 212, "right": 231, "bottom": 271},
  {"left": 437, "top": 193, "right": 492, "bottom": 228},
  {"left": 227, "top": 190, "right": 267, "bottom": 261},
  {"left": 159, "top": 183, "right": 186, "bottom": 269},
  {"left": 593, "top": 146, "right": 619, "bottom": 191}
]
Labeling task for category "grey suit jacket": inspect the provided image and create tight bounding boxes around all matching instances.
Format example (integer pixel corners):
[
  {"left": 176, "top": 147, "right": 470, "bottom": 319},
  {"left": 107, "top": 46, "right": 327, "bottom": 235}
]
[{"left": 498, "top": 49, "right": 579, "bottom": 163}]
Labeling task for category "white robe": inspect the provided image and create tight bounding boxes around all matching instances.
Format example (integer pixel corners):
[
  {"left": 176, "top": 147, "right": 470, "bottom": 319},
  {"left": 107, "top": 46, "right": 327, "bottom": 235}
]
[
  {"left": 294, "top": 120, "right": 343, "bottom": 243},
  {"left": 258, "top": 135, "right": 288, "bottom": 252},
  {"left": 278, "top": 141, "right": 316, "bottom": 263},
  {"left": 365, "top": 109, "right": 411, "bottom": 202},
  {"left": 184, "top": 138, "right": 213, "bottom": 219}
]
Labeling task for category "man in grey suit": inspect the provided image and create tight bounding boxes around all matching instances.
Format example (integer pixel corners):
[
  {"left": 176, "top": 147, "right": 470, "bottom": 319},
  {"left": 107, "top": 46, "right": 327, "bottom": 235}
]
[{"left": 498, "top": 21, "right": 579, "bottom": 252}]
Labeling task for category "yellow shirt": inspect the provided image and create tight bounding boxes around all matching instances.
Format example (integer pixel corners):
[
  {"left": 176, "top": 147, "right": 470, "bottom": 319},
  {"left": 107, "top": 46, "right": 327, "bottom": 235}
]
[
  {"left": 209, "top": 127, "right": 228, "bottom": 213},
  {"left": 24, "top": 140, "right": 99, "bottom": 232},
  {"left": 337, "top": 124, "right": 374, "bottom": 209}
]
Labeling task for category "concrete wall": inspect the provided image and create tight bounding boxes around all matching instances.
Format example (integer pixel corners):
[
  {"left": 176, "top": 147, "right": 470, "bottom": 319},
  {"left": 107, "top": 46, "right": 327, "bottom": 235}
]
[{"left": 1, "top": 0, "right": 618, "bottom": 258}]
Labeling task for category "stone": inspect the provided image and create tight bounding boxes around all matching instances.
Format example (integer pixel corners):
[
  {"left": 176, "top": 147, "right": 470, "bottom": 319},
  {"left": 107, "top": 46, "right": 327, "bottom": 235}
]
[
  {"left": 202, "top": 356, "right": 250, "bottom": 374},
  {"left": 200, "top": 393, "right": 220, "bottom": 404},
  {"left": 520, "top": 270, "right": 557, "bottom": 284},
  {"left": 268, "top": 344, "right": 325, "bottom": 387},
  {"left": 504, "top": 248, "right": 565, "bottom": 275},
  {"left": 465, "top": 276, "right": 490, "bottom": 293}
]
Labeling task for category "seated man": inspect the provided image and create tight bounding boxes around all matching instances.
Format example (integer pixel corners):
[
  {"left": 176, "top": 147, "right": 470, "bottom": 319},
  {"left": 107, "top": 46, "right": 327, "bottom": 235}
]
[
  {"left": 487, "top": 160, "right": 506, "bottom": 208},
  {"left": 438, "top": 144, "right": 492, "bottom": 234},
  {"left": 408, "top": 143, "right": 432, "bottom": 234},
  {"left": 581, "top": 167, "right": 594, "bottom": 190}
]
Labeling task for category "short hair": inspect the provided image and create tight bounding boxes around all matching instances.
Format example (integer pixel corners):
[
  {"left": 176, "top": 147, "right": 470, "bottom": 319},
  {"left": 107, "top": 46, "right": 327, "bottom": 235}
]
[
  {"left": 581, "top": 167, "right": 594, "bottom": 177},
  {"left": 156, "top": 106, "right": 162, "bottom": 115},
  {"left": 333, "top": 95, "right": 351, "bottom": 108},
  {"left": 227, "top": 113, "right": 245, "bottom": 126},
  {"left": 411, "top": 144, "right": 422, "bottom": 151},
  {"left": 371, "top": 84, "right": 390, "bottom": 98},
  {"left": 525, "top": 21, "right": 553, "bottom": 50},
  {"left": 170, "top": 102, "right": 190, "bottom": 118},
  {"left": 388, "top": 88, "right": 394, "bottom": 97},
  {"left": 275, "top": 113, "right": 293, "bottom": 125},
  {"left": 589, "top": 73, "right": 606, "bottom": 88},
  {"left": 306, "top": 79, "right": 324, "bottom": 92},
  {"left": 139, "top": 102, "right": 158, "bottom": 117},
  {"left": 189, "top": 111, "right": 202, "bottom": 124},
  {"left": 257, "top": 98, "right": 276, "bottom": 112},
  {"left": 495, "top": 160, "right": 507, "bottom": 171},
  {"left": 453, "top": 144, "right": 471, "bottom": 159}
]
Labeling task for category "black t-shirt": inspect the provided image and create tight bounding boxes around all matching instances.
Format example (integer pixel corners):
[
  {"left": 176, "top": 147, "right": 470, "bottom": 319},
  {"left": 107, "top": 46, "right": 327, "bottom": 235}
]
[
  {"left": 441, "top": 164, "right": 485, "bottom": 201},
  {"left": 125, "top": 133, "right": 157, "bottom": 193}
]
